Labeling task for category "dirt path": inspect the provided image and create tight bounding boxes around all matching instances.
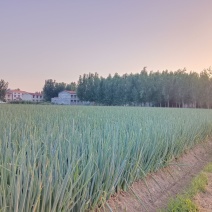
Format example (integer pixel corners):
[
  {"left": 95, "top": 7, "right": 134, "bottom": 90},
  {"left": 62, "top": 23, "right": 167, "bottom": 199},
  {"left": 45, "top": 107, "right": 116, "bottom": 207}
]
[
  {"left": 103, "top": 141, "right": 212, "bottom": 212},
  {"left": 194, "top": 173, "right": 212, "bottom": 212}
]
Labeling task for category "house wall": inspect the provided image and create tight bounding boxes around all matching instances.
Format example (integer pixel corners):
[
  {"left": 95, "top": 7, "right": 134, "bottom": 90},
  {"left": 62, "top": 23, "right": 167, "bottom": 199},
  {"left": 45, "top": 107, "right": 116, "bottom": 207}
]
[
  {"left": 59, "top": 92, "right": 71, "bottom": 98},
  {"left": 5, "top": 93, "right": 13, "bottom": 102},
  {"left": 51, "top": 91, "right": 82, "bottom": 105},
  {"left": 31, "top": 94, "right": 43, "bottom": 102},
  {"left": 5, "top": 90, "right": 43, "bottom": 102},
  {"left": 22, "top": 93, "right": 33, "bottom": 101},
  {"left": 51, "top": 98, "right": 58, "bottom": 104},
  {"left": 12, "top": 91, "right": 23, "bottom": 100},
  {"left": 22, "top": 93, "right": 43, "bottom": 102}
]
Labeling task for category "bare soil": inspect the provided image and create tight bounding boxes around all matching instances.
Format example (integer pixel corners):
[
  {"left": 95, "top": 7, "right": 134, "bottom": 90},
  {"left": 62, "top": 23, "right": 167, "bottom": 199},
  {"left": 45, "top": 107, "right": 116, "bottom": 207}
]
[
  {"left": 102, "top": 140, "right": 212, "bottom": 212},
  {"left": 194, "top": 173, "right": 212, "bottom": 212}
]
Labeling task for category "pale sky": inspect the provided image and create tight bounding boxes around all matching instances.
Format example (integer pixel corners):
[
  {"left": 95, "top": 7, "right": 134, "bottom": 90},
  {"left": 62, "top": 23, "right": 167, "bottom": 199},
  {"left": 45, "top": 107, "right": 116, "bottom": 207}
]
[{"left": 0, "top": 0, "right": 212, "bottom": 92}]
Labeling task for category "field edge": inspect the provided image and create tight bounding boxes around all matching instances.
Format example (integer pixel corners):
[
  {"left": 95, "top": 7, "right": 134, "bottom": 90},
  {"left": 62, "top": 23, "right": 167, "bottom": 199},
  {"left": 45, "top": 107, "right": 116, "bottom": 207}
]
[{"left": 101, "top": 140, "right": 212, "bottom": 212}]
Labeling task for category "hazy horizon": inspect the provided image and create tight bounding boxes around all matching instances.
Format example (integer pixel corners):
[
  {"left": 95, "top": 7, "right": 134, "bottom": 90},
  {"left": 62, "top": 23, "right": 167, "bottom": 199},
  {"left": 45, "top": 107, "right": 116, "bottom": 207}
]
[{"left": 1, "top": 0, "right": 212, "bottom": 92}]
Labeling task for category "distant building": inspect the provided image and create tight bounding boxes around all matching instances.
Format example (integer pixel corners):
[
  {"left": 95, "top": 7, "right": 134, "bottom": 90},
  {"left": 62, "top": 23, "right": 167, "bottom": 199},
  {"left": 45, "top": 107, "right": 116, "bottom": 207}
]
[
  {"left": 51, "top": 90, "right": 83, "bottom": 105},
  {"left": 5, "top": 89, "right": 26, "bottom": 102},
  {"left": 5, "top": 90, "right": 13, "bottom": 102},
  {"left": 22, "top": 92, "right": 43, "bottom": 102},
  {"left": 5, "top": 89, "right": 43, "bottom": 102}
]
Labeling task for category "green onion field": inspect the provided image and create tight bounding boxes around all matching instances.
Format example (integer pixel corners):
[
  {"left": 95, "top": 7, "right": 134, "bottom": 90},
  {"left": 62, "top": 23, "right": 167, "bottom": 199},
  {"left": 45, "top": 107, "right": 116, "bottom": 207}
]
[{"left": 0, "top": 105, "right": 212, "bottom": 211}]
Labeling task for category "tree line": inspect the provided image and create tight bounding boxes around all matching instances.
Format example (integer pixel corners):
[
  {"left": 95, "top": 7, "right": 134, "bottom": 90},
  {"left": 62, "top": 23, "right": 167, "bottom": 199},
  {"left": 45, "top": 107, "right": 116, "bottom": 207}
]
[
  {"left": 0, "top": 79, "right": 8, "bottom": 101},
  {"left": 76, "top": 68, "right": 212, "bottom": 108},
  {"left": 2, "top": 67, "right": 212, "bottom": 108}
]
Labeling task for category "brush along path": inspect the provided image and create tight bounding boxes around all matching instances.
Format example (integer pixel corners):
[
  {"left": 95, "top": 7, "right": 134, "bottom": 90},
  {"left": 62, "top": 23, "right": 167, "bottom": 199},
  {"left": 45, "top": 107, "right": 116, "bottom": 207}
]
[
  {"left": 104, "top": 141, "right": 212, "bottom": 212},
  {"left": 194, "top": 166, "right": 212, "bottom": 211}
]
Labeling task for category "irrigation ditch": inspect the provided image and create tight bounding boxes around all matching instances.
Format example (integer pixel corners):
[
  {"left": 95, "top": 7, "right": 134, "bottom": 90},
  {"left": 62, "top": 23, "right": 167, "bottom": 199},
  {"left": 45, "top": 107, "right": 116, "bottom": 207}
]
[{"left": 101, "top": 140, "right": 212, "bottom": 212}]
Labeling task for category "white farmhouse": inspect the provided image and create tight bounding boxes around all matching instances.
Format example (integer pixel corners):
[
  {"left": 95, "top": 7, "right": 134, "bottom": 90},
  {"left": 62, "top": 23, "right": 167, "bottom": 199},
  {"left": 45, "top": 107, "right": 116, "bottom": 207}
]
[
  {"left": 5, "top": 89, "right": 27, "bottom": 102},
  {"left": 22, "top": 92, "right": 43, "bottom": 102},
  {"left": 5, "top": 90, "right": 43, "bottom": 102},
  {"left": 51, "top": 90, "right": 82, "bottom": 105}
]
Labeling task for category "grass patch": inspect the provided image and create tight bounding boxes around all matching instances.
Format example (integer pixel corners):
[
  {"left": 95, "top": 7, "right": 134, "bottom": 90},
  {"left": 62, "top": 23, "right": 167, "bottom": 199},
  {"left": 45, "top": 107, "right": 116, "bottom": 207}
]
[
  {"left": 203, "top": 162, "right": 212, "bottom": 173},
  {"left": 162, "top": 165, "right": 211, "bottom": 212},
  {"left": 165, "top": 197, "right": 198, "bottom": 212},
  {"left": 188, "top": 172, "right": 208, "bottom": 197}
]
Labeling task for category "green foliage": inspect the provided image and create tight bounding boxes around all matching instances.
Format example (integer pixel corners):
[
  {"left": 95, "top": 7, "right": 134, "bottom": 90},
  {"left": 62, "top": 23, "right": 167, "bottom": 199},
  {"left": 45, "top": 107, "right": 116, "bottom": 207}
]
[
  {"left": 43, "top": 79, "right": 76, "bottom": 101},
  {"left": 0, "top": 79, "right": 8, "bottom": 101},
  {"left": 43, "top": 79, "right": 58, "bottom": 101},
  {"left": 77, "top": 68, "right": 212, "bottom": 108},
  {"left": 203, "top": 163, "right": 212, "bottom": 173},
  {"left": 77, "top": 73, "right": 100, "bottom": 102},
  {"left": 165, "top": 197, "right": 198, "bottom": 212},
  {"left": 0, "top": 105, "right": 212, "bottom": 211},
  {"left": 9, "top": 100, "right": 35, "bottom": 104},
  {"left": 188, "top": 173, "right": 208, "bottom": 197},
  {"left": 65, "top": 82, "right": 77, "bottom": 91},
  {"left": 164, "top": 169, "right": 210, "bottom": 212}
]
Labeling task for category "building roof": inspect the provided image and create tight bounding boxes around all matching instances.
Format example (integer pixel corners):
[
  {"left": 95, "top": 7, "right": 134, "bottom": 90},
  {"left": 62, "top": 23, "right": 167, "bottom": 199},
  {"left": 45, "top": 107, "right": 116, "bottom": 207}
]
[
  {"left": 6, "top": 91, "right": 12, "bottom": 94},
  {"left": 6, "top": 89, "right": 27, "bottom": 94},
  {"left": 6, "top": 90, "right": 42, "bottom": 96},
  {"left": 27, "top": 92, "right": 43, "bottom": 96},
  {"left": 61, "top": 90, "right": 76, "bottom": 94}
]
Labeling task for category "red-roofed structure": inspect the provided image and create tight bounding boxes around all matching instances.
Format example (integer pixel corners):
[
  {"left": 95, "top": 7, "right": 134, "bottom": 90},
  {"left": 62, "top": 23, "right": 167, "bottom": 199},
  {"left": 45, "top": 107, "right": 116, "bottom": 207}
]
[
  {"left": 5, "top": 89, "right": 43, "bottom": 102},
  {"left": 64, "top": 90, "right": 76, "bottom": 94}
]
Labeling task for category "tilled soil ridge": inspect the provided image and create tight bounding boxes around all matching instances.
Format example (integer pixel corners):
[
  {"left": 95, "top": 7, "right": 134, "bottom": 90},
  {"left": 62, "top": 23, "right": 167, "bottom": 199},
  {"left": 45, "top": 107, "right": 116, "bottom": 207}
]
[{"left": 104, "top": 140, "right": 212, "bottom": 212}]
